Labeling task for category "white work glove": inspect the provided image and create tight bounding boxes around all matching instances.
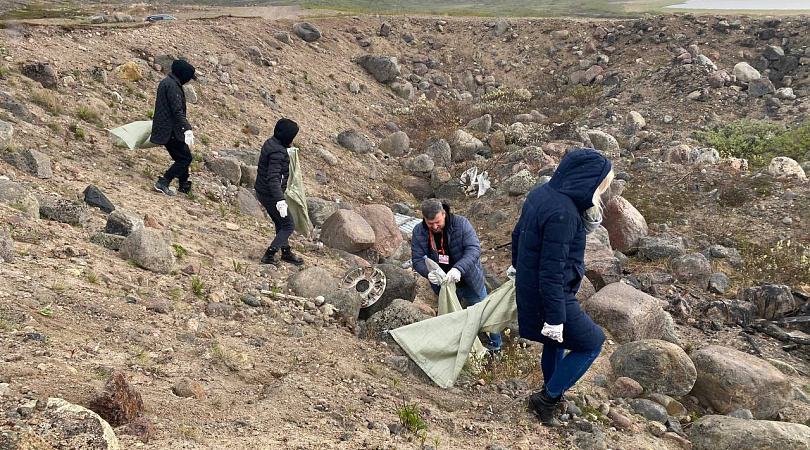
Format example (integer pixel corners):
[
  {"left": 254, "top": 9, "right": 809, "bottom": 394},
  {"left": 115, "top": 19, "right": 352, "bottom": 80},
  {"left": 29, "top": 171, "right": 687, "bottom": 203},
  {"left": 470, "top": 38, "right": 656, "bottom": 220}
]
[
  {"left": 541, "top": 322, "right": 564, "bottom": 343},
  {"left": 506, "top": 265, "right": 516, "bottom": 281},
  {"left": 287, "top": 146, "right": 298, "bottom": 156},
  {"left": 427, "top": 271, "right": 442, "bottom": 285},
  {"left": 184, "top": 130, "right": 194, "bottom": 147},
  {"left": 276, "top": 200, "right": 288, "bottom": 218},
  {"left": 446, "top": 268, "right": 461, "bottom": 284}
]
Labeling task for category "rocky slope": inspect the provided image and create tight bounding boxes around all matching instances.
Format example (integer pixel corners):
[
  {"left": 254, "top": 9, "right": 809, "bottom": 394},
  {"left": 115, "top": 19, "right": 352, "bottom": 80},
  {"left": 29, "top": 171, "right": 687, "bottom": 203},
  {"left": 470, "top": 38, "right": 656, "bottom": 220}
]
[{"left": 0, "top": 10, "right": 809, "bottom": 450}]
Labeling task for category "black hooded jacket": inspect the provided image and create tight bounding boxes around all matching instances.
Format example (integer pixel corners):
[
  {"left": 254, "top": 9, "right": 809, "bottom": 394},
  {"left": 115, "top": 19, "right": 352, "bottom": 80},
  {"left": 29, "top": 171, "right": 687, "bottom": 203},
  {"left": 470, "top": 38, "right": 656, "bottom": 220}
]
[
  {"left": 255, "top": 119, "right": 299, "bottom": 201},
  {"left": 150, "top": 60, "right": 195, "bottom": 145}
]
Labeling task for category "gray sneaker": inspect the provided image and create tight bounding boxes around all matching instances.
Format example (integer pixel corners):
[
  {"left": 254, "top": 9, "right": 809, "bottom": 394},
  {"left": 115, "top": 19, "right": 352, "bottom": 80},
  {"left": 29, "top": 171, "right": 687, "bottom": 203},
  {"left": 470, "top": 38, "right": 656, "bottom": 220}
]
[{"left": 154, "top": 178, "right": 175, "bottom": 196}]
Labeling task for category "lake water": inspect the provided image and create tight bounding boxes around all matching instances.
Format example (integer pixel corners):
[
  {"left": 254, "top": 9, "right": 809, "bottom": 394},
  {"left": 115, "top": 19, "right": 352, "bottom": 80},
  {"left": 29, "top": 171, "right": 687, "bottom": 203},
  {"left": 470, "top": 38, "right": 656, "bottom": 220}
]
[{"left": 667, "top": 0, "right": 810, "bottom": 9}]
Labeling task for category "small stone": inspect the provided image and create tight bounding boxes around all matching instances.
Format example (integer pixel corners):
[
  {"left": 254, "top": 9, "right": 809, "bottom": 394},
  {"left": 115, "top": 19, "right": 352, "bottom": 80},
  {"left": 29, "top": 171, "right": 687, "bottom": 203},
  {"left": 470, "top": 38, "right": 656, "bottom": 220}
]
[
  {"left": 173, "top": 378, "right": 206, "bottom": 399},
  {"left": 611, "top": 377, "right": 644, "bottom": 398}
]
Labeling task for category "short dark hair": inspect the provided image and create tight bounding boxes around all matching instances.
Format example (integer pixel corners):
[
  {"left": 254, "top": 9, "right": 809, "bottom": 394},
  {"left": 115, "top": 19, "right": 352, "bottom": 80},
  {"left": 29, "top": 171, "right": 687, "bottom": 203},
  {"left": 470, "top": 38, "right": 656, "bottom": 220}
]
[{"left": 420, "top": 198, "right": 443, "bottom": 220}]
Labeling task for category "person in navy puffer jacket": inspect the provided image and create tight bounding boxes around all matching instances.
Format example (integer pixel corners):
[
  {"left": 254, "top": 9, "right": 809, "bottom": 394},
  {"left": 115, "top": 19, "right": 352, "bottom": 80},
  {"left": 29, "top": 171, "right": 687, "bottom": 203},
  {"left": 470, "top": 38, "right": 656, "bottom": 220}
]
[
  {"left": 511, "top": 149, "right": 614, "bottom": 426},
  {"left": 412, "top": 198, "right": 501, "bottom": 351}
]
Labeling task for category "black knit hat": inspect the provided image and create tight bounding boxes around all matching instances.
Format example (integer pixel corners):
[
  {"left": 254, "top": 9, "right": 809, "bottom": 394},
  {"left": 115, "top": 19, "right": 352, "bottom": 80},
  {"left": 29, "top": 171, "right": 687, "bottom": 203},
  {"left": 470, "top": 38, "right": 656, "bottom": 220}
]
[
  {"left": 274, "top": 118, "right": 299, "bottom": 147},
  {"left": 171, "top": 59, "right": 196, "bottom": 84}
]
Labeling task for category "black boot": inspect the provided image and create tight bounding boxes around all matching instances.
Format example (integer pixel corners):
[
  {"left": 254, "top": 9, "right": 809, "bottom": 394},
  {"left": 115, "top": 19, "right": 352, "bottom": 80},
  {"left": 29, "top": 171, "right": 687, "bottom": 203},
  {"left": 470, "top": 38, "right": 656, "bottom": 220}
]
[
  {"left": 260, "top": 247, "right": 280, "bottom": 266},
  {"left": 528, "top": 388, "right": 562, "bottom": 427},
  {"left": 154, "top": 177, "right": 174, "bottom": 196},
  {"left": 178, "top": 180, "right": 192, "bottom": 194},
  {"left": 280, "top": 246, "right": 304, "bottom": 265}
]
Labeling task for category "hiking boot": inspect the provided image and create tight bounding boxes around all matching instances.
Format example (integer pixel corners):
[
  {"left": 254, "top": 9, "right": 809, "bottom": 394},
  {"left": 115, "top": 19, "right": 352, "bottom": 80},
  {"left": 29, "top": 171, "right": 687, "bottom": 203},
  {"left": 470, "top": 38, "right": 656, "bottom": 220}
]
[
  {"left": 154, "top": 178, "right": 174, "bottom": 196},
  {"left": 280, "top": 246, "right": 304, "bottom": 265},
  {"left": 178, "top": 180, "right": 193, "bottom": 195},
  {"left": 260, "top": 247, "right": 280, "bottom": 266},
  {"left": 528, "top": 389, "right": 562, "bottom": 427}
]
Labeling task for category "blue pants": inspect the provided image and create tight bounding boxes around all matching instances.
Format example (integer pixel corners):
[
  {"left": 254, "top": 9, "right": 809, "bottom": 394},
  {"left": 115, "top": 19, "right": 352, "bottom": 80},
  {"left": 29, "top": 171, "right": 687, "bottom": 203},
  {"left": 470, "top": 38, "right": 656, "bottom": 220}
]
[
  {"left": 541, "top": 343, "right": 602, "bottom": 398},
  {"left": 456, "top": 284, "right": 502, "bottom": 351}
]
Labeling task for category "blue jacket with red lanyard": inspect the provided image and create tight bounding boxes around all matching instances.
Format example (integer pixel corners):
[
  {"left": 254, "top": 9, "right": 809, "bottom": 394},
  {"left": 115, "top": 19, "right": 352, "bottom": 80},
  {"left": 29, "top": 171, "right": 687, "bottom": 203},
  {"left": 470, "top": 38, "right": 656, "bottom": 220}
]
[{"left": 411, "top": 203, "right": 486, "bottom": 296}]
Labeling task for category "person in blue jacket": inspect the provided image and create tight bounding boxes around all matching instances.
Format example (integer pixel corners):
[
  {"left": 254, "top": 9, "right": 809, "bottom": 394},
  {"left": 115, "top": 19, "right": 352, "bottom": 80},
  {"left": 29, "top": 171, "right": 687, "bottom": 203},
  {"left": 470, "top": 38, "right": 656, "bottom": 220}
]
[
  {"left": 510, "top": 149, "right": 614, "bottom": 426},
  {"left": 412, "top": 198, "right": 501, "bottom": 351}
]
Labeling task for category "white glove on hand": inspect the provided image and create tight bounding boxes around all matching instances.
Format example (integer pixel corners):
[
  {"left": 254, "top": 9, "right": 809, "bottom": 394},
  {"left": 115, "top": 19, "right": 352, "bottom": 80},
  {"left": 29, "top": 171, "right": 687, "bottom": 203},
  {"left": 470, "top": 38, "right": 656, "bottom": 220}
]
[
  {"left": 427, "top": 271, "right": 441, "bottom": 285},
  {"left": 541, "top": 322, "right": 564, "bottom": 343},
  {"left": 184, "top": 130, "right": 194, "bottom": 147},
  {"left": 276, "top": 200, "right": 288, "bottom": 218},
  {"left": 287, "top": 146, "right": 298, "bottom": 156},
  {"left": 446, "top": 268, "right": 461, "bottom": 284},
  {"left": 506, "top": 265, "right": 516, "bottom": 281}
]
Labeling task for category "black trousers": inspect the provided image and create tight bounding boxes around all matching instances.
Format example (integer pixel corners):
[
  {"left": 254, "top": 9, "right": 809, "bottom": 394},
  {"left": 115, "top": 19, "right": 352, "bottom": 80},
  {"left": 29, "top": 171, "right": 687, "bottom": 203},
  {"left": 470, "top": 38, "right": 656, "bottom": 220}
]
[
  {"left": 162, "top": 135, "right": 192, "bottom": 183},
  {"left": 256, "top": 191, "right": 295, "bottom": 249}
]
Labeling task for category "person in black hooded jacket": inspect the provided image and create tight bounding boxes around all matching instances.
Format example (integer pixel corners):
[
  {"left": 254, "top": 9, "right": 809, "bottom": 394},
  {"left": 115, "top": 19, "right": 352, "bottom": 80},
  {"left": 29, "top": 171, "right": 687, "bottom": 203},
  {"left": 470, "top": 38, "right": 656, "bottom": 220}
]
[
  {"left": 151, "top": 59, "right": 196, "bottom": 196},
  {"left": 255, "top": 118, "right": 304, "bottom": 266}
]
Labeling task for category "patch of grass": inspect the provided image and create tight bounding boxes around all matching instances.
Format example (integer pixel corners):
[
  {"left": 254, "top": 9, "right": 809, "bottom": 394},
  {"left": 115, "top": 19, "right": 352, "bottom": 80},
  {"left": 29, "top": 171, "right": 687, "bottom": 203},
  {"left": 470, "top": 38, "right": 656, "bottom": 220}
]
[
  {"left": 31, "top": 89, "right": 61, "bottom": 115},
  {"left": 146, "top": 108, "right": 154, "bottom": 119},
  {"left": 50, "top": 281, "right": 66, "bottom": 292},
  {"left": 86, "top": 271, "right": 99, "bottom": 284},
  {"left": 191, "top": 276, "right": 204, "bottom": 297},
  {"left": 696, "top": 120, "right": 810, "bottom": 169},
  {"left": 77, "top": 105, "right": 103, "bottom": 125},
  {"left": 141, "top": 166, "right": 155, "bottom": 179},
  {"left": 173, "top": 244, "right": 187, "bottom": 259},
  {"left": 0, "top": 317, "right": 16, "bottom": 332},
  {"left": 10, "top": 202, "right": 29, "bottom": 213},
  {"left": 177, "top": 425, "right": 199, "bottom": 441},
  {"left": 170, "top": 286, "right": 183, "bottom": 300},
  {"left": 738, "top": 238, "right": 810, "bottom": 287},
  {"left": 397, "top": 402, "right": 427, "bottom": 434},
  {"left": 471, "top": 330, "right": 540, "bottom": 385},
  {"left": 200, "top": 135, "right": 210, "bottom": 144},
  {"left": 400, "top": 95, "right": 478, "bottom": 147},
  {"left": 232, "top": 260, "right": 245, "bottom": 274},
  {"left": 69, "top": 122, "right": 85, "bottom": 140},
  {"left": 211, "top": 345, "right": 251, "bottom": 371},
  {"left": 135, "top": 92, "right": 147, "bottom": 100}
]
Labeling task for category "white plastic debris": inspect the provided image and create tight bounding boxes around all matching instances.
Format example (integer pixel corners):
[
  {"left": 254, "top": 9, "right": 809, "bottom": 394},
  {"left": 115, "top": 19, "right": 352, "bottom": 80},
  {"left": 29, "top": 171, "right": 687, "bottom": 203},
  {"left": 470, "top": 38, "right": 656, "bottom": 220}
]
[{"left": 460, "top": 167, "right": 491, "bottom": 198}]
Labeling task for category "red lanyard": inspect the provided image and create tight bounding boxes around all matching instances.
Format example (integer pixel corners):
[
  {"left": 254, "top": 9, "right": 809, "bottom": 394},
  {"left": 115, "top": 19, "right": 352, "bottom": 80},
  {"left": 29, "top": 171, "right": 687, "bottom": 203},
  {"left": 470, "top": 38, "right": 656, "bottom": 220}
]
[{"left": 429, "top": 230, "right": 445, "bottom": 255}]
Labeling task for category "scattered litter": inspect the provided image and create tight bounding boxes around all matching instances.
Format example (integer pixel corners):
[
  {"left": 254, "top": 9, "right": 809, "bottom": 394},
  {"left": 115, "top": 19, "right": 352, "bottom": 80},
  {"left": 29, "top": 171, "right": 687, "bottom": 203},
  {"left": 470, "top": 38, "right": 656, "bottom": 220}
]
[{"left": 460, "top": 167, "right": 491, "bottom": 198}]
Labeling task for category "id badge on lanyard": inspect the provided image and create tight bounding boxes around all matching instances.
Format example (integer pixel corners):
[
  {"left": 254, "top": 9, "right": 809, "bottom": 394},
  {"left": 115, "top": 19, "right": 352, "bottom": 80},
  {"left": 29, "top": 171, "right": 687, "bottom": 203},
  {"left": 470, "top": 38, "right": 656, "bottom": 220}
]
[{"left": 438, "top": 254, "right": 449, "bottom": 264}]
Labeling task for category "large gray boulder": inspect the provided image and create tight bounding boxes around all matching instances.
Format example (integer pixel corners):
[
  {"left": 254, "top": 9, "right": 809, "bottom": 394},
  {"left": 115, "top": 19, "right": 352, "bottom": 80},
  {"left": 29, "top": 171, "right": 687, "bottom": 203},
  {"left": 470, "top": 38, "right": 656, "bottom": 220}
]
[
  {"left": 467, "top": 114, "right": 492, "bottom": 133},
  {"left": 355, "top": 204, "right": 402, "bottom": 259},
  {"left": 38, "top": 196, "right": 89, "bottom": 226},
  {"left": 670, "top": 252, "right": 712, "bottom": 288},
  {"left": 0, "top": 180, "right": 40, "bottom": 218},
  {"left": 379, "top": 131, "right": 409, "bottom": 156},
  {"left": 206, "top": 157, "right": 242, "bottom": 185},
  {"left": 337, "top": 129, "right": 372, "bottom": 154},
  {"left": 325, "top": 289, "right": 363, "bottom": 325},
  {"left": 292, "top": 22, "right": 321, "bottom": 42},
  {"left": 733, "top": 62, "right": 762, "bottom": 83},
  {"left": 0, "top": 91, "right": 33, "bottom": 122},
  {"left": 307, "top": 197, "right": 339, "bottom": 227},
  {"left": 586, "top": 130, "right": 620, "bottom": 155},
  {"left": 584, "top": 238, "right": 621, "bottom": 290},
  {"left": 288, "top": 267, "right": 338, "bottom": 298},
  {"left": 320, "top": 210, "right": 376, "bottom": 253},
  {"left": 236, "top": 188, "right": 265, "bottom": 219},
  {"left": 689, "top": 415, "right": 810, "bottom": 450},
  {"left": 360, "top": 299, "right": 429, "bottom": 347},
  {"left": 0, "top": 120, "right": 13, "bottom": 150},
  {"left": 8, "top": 397, "right": 121, "bottom": 449},
  {"left": 603, "top": 196, "right": 647, "bottom": 254},
  {"left": 0, "top": 232, "right": 14, "bottom": 263},
  {"left": 355, "top": 55, "right": 401, "bottom": 83},
  {"left": 609, "top": 339, "right": 696, "bottom": 397},
  {"left": 738, "top": 284, "right": 796, "bottom": 320},
  {"left": 120, "top": 228, "right": 175, "bottom": 274},
  {"left": 22, "top": 61, "right": 59, "bottom": 89},
  {"left": 768, "top": 156, "right": 806, "bottom": 181},
  {"left": 638, "top": 236, "right": 685, "bottom": 261},
  {"left": 402, "top": 176, "right": 434, "bottom": 200},
  {"left": 104, "top": 209, "right": 143, "bottom": 237},
  {"left": 583, "top": 282, "right": 679, "bottom": 344},
  {"left": 690, "top": 346, "right": 791, "bottom": 419},
  {"left": 426, "top": 139, "right": 452, "bottom": 167},
  {"left": 450, "top": 129, "right": 483, "bottom": 162}
]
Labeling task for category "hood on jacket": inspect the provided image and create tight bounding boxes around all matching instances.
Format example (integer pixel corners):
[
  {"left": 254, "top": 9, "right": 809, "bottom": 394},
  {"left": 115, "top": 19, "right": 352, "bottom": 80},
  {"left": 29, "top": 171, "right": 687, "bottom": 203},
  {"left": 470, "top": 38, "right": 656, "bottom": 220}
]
[
  {"left": 274, "top": 118, "right": 299, "bottom": 147},
  {"left": 171, "top": 60, "right": 197, "bottom": 85},
  {"left": 548, "top": 149, "right": 612, "bottom": 213}
]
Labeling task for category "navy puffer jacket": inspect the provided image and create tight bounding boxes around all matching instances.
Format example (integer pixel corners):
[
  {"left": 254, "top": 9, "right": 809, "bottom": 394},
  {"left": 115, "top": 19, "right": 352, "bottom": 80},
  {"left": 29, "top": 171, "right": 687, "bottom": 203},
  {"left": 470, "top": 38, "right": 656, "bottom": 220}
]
[
  {"left": 511, "top": 149, "right": 611, "bottom": 350},
  {"left": 412, "top": 204, "right": 485, "bottom": 296}
]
